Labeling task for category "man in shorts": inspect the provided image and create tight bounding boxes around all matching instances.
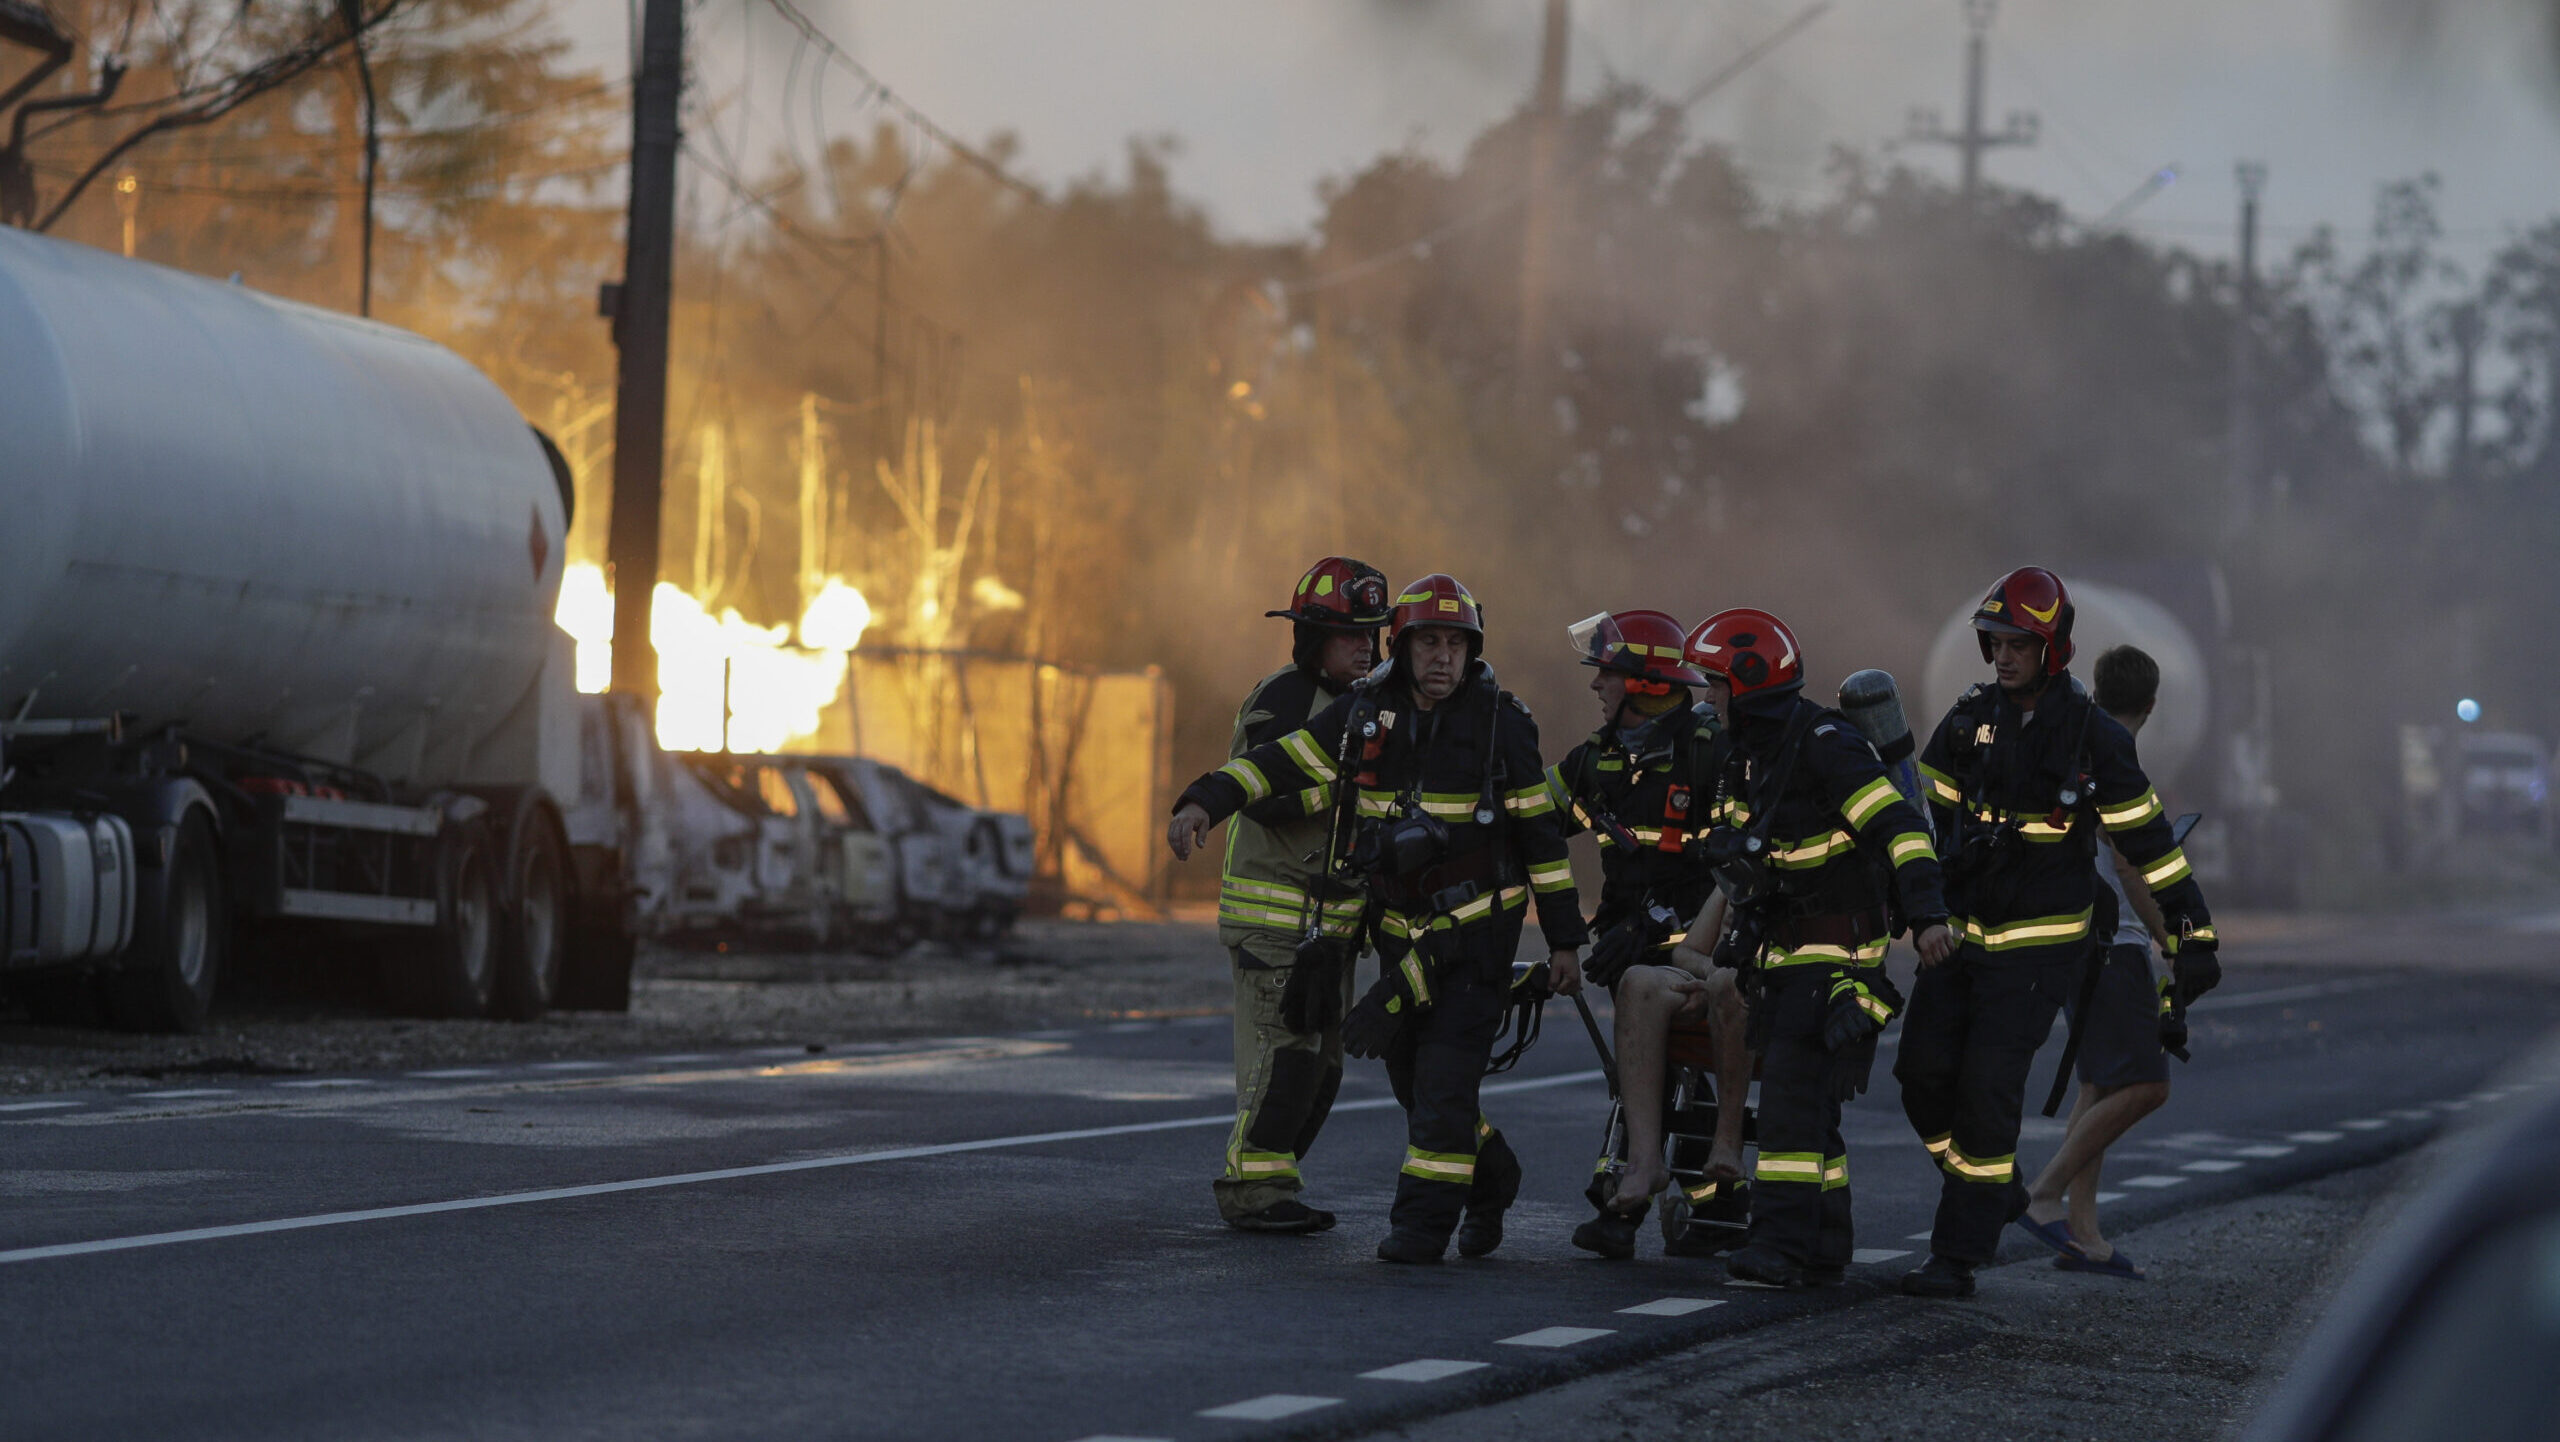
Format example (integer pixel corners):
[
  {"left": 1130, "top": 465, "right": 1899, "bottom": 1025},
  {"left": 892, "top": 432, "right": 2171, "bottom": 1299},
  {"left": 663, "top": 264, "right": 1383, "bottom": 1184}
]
[{"left": 2015, "top": 644, "right": 2175, "bottom": 1279}]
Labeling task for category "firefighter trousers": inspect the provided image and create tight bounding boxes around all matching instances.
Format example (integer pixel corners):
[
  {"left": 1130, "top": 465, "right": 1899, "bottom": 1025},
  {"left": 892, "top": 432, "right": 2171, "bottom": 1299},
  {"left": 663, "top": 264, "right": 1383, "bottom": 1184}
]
[
  {"left": 1893, "top": 944, "right": 2077, "bottom": 1264},
  {"left": 1379, "top": 942, "right": 1521, "bottom": 1242},
  {"left": 1746, "top": 965, "right": 1855, "bottom": 1269},
  {"left": 1216, "top": 934, "right": 1357, "bottom": 1220}
]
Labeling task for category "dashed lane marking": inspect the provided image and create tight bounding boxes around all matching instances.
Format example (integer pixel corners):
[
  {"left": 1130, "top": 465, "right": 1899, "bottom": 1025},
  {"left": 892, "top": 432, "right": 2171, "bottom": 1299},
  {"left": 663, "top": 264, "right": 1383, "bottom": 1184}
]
[
  {"left": 2191, "top": 977, "right": 2397, "bottom": 1011},
  {"left": 2095, "top": 1191, "right": 2126, "bottom": 1203},
  {"left": 407, "top": 1069, "right": 496, "bottom": 1079},
  {"left": 0, "top": 1068, "right": 1607, "bottom": 1264},
  {"left": 1498, "top": 1327, "right": 1614, "bottom": 1349},
  {"left": 2341, "top": 1119, "right": 2389, "bottom": 1130},
  {"left": 1360, "top": 1359, "right": 1491, "bottom": 1382},
  {"left": 1197, "top": 1395, "right": 1338, "bottom": 1421},
  {"left": 1617, "top": 1298, "right": 1723, "bottom": 1317},
  {"left": 2386, "top": 1109, "right": 2435, "bottom": 1121},
  {"left": 2181, "top": 1160, "right": 2245, "bottom": 1173},
  {"left": 2286, "top": 1131, "right": 2345, "bottom": 1143},
  {"left": 0, "top": 1101, "right": 79, "bottom": 1112},
  {"left": 1907, "top": 1230, "right": 1935, "bottom": 1241},
  {"left": 2229, "top": 1145, "right": 2297, "bottom": 1158},
  {"left": 2436, "top": 1100, "right": 2472, "bottom": 1112},
  {"left": 133, "top": 1090, "right": 233, "bottom": 1099},
  {"left": 2120, "top": 1175, "right": 2189, "bottom": 1189},
  {"left": 1851, "top": 1248, "right": 1911, "bottom": 1264}
]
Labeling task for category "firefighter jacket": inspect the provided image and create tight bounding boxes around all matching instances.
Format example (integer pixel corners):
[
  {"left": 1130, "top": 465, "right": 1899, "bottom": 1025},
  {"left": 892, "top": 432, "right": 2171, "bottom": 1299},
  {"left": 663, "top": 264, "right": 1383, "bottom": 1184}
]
[
  {"left": 1710, "top": 694, "right": 1949, "bottom": 972},
  {"left": 1917, "top": 677, "right": 2213, "bottom": 959},
  {"left": 1215, "top": 665, "right": 1363, "bottom": 953},
  {"left": 1179, "top": 662, "right": 1589, "bottom": 969},
  {"left": 1547, "top": 703, "right": 1723, "bottom": 935}
]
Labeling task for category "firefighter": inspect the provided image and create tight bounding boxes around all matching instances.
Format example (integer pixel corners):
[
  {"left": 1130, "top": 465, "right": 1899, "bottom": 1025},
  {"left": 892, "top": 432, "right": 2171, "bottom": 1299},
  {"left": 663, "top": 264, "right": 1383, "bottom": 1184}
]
[
  {"left": 1167, "top": 573, "right": 1587, "bottom": 1264},
  {"left": 1544, "top": 610, "right": 1750, "bottom": 1261},
  {"left": 1196, "top": 557, "right": 1392, "bottom": 1234},
  {"left": 1681, "top": 608, "right": 1955, "bottom": 1289},
  {"left": 1898, "top": 568, "right": 2218, "bottom": 1299}
]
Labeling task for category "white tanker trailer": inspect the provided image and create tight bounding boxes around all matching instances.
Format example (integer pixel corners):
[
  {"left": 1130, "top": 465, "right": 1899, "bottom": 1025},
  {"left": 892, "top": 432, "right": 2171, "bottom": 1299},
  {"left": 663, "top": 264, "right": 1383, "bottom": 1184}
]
[{"left": 0, "top": 226, "right": 635, "bottom": 1029}]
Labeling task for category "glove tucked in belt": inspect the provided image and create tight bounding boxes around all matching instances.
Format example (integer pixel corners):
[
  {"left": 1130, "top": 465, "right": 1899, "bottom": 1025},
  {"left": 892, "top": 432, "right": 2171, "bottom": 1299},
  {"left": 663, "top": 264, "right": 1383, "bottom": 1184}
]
[{"left": 1342, "top": 947, "right": 1435, "bottom": 1059}]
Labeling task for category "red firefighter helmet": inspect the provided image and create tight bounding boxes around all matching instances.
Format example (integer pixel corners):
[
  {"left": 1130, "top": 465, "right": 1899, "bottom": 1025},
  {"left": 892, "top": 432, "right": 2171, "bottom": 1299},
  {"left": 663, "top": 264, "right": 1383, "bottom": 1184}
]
[
  {"left": 1388, "top": 573, "right": 1484, "bottom": 653},
  {"left": 1970, "top": 566, "right": 2074, "bottom": 676},
  {"left": 1568, "top": 610, "right": 1709, "bottom": 694},
  {"left": 1267, "top": 556, "right": 1392, "bottom": 629},
  {"left": 1684, "top": 608, "right": 1805, "bottom": 696}
]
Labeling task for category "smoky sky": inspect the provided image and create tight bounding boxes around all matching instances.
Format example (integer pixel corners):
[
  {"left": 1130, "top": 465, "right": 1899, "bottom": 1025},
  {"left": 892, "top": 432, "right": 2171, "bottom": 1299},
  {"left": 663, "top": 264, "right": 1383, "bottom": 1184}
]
[{"left": 553, "top": 0, "right": 2560, "bottom": 265}]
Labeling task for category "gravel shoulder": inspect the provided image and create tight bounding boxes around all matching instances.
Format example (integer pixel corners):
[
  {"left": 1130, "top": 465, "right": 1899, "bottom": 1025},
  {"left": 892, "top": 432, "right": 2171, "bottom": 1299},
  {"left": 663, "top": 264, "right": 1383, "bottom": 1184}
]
[
  {"left": 0, "top": 917, "right": 1234, "bottom": 1094},
  {"left": 1357, "top": 1153, "right": 2422, "bottom": 1442}
]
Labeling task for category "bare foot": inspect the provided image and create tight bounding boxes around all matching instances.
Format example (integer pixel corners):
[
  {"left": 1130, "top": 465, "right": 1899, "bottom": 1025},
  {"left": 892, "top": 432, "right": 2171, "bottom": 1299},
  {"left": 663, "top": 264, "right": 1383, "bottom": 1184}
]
[
  {"left": 2024, "top": 1196, "right": 2068, "bottom": 1228},
  {"left": 1611, "top": 1161, "right": 1668, "bottom": 1213},
  {"left": 2069, "top": 1226, "right": 2113, "bottom": 1263},
  {"left": 1705, "top": 1140, "right": 1746, "bottom": 1184}
]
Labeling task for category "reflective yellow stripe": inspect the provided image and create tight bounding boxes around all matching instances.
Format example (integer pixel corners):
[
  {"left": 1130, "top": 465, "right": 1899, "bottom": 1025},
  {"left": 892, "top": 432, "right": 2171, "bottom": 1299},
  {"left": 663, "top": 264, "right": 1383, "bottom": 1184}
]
[
  {"left": 1821, "top": 1154, "right": 1848, "bottom": 1191},
  {"left": 1965, "top": 805, "right": 2076, "bottom": 841},
  {"left": 1232, "top": 1150, "right": 1299, "bottom": 1178},
  {"left": 2142, "top": 847, "right": 2193, "bottom": 889},
  {"left": 1279, "top": 730, "right": 1337, "bottom": 783},
  {"left": 1597, "top": 825, "right": 1666, "bottom": 850},
  {"left": 1842, "top": 776, "right": 1898, "bottom": 828},
  {"left": 1769, "top": 828, "right": 1856, "bottom": 867},
  {"left": 1218, "top": 757, "right": 1273, "bottom": 803},
  {"left": 2100, "top": 788, "right": 2164, "bottom": 830},
  {"left": 1922, "top": 1132, "right": 1952, "bottom": 1159},
  {"left": 1528, "top": 859, "right": 1574, "bottom": 893},
  {"left": 1380, "top": 887, "right": 1529, "bottom": 937},
  {"left": 1402, "top": 1148, "right": 1476, "bottom": 1182},
  {"left": 1505, "top": 785, "right": 1556, "bottom": 818},
  {"left": 1398, "top": 953, "right": 1432, "bottom": 1006},
  {"left": 1757, "top": 1152, "right": 1824, "bottom": 1183},
  {"left": 1762, "top": 937, "right": 1890, "bottom": 968},
  {"left": 1888, "top": 831, "right": 1936, "bottom": 866},
  {"left": 1958, "top": 909, "right": 2092, "bottom": 952},
  {"left": 1356, "top": 789, "right": 1396, "bottom": 818},
  {"left": 1919, "top": 763, "right": 1962, "bottom": 806},
  {"left": 1942, "top": 1143, "right": 2014, "bottom": 1182}
]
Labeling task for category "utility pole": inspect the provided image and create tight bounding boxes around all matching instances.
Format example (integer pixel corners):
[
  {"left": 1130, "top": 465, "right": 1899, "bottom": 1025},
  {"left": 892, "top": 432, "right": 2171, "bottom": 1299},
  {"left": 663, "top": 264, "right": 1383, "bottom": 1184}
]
[
  {"left": 1513, "top": 0, "right": 1567, "bottom": 404},
  {"left": 2228, "top": 162, "right": 2265, "bottom": 524},
  {"left": 1903, "top": 0, "right": 2037, "bottom": 206},
  {"left": 604, "top": 0, "right": 683, "bottom": 700}
]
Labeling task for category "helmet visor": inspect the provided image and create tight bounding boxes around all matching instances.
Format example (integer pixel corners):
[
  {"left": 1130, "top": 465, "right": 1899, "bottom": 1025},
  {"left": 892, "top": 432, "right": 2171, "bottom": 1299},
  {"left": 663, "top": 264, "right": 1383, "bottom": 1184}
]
[{"left": 1568, "top": 612, "right": 1626, "bottom": 668}]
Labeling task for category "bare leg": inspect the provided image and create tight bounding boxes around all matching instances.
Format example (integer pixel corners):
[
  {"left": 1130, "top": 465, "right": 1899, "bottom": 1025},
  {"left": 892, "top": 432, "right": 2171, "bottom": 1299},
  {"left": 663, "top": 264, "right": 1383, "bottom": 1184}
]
[
  {"left": 1609, "top": 966, "right": 1690, "bottom": 1209},
  {"left": 1704, "top": 970, "right": 1753, "bottom": 1181},
  {"left": 2025, "top": 1080, "right": 2169, "bottom": 1258}
]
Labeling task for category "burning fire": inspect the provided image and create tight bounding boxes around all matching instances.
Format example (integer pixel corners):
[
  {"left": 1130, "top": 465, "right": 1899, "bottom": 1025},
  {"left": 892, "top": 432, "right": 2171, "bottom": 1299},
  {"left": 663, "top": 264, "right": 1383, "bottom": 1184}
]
[{"left": 554, "top": 562, "right": 873, "bottom": 753}]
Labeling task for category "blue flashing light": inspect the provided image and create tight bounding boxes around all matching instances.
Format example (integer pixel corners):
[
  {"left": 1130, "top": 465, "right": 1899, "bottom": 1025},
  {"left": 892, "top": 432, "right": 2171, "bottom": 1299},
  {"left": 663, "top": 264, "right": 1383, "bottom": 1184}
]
[{"left": 2457, "top": 698, "right": 2483, "bottom": 723}]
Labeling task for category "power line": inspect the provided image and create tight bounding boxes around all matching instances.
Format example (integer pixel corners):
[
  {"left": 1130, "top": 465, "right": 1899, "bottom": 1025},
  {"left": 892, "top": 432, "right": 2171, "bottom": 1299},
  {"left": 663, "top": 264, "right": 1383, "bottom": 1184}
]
[{"left": 753, "top": 0, "right": 1044, "bottom": 204}]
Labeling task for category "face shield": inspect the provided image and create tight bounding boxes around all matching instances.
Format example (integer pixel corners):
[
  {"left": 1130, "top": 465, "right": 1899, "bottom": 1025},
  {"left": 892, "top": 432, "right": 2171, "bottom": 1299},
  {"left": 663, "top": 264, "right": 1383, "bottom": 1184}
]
[{"left": 1568, "top": 612, "right": 1629, "bottom": 670}]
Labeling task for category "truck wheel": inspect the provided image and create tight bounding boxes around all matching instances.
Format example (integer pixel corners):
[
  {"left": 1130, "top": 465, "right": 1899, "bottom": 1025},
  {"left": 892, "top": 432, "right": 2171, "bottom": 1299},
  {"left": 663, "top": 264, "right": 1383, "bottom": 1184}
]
[
  {"left": 387, "top": 822, "right": 498, "bottom": 1018},
  {"left": 109, "top": 811, "right": 226, "bottom": 1034},
  {"left": 492, "top": 805, "right": 568, "bottom": 1021}
]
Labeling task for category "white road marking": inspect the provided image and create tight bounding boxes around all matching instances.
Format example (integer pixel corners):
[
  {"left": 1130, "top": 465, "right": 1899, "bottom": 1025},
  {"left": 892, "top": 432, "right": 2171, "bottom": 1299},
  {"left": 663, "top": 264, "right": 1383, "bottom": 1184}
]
[
  {"left": 1360, "top": 1359, "right": 1490, "bottom": 1382},
  {"left": 1850, "top": 1248, "right": 1910, "bottom": 1264},
  {"left": 2286, "top": 1131, "right": 2345, "bottom": 1144},
  {"left": 2340, "top": 1119, "right": 2388, "bottom": 1130},
  {"left": 407, "top": 1069, "right": 496, "bottom": 1079},
  {"left": 2436, "top": 1100, "right": 2471, "bottom": 1112},
  {"left": 2181, "top": 1160, "right": 2244, "bottom": 1173},
  {"left": 2229, "top": 1145, "right": 2297, "bottom": 1158},
  {"left": 2386, "top": 1109, "right": 2435, "bottom": 1121},
  {"left": 1617, "top": 1298, "right": 1723, "bottom": 1317},
  {"left": 2192, "top": 978, "right": 2395, "bottom": 1011},
  {"left": 0, "top": 1101, "right": 79, "bottom": 1113},
  {"left": 133, "top": 1090, "right": 233, "bottom": 1099},
  {"left": 2470, "top": 1090, "right": 2508, "bottom": 1103},
  {"left": 0, "top": 1068, "right": 1610, "bottom": 1265},
  {"left": 2095, "top": 1191, "right": 2126, "bottom": 1203},
  {"left": 1907, "top": 1230, "right": 1935, "bottom": 1241},
  {"left": 527, "top": 1061, "right": 611, "bottom": 1072},
  {"left": 2120, "top": 1175, "right": 2189, "bottom": 1189},
  {"left": 272, "top": 1079, "right": 370, "bottom": 1089},
  {"left": 1197, "top": 1395, "right": 1337, "bottom": 1421},
  {"left": 1498, "top": 1327, "right": 1614, "bottom": 1348}
]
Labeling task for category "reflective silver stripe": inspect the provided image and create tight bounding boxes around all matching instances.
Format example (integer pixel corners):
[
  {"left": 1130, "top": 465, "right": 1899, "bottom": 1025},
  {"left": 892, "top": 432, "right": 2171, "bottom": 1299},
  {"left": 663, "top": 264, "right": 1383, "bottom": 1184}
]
[
  {"left": 1217, "top": 757, "right": 1273, "bottom": 803},
  {"left": 1279, "top": 730, "right": 1337, "bottom": 782}
]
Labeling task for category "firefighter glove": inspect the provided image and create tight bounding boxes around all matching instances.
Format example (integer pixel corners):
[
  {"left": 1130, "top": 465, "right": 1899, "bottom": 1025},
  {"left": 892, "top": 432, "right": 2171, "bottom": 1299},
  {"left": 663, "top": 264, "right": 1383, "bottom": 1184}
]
[
  {"left": 1342, "top": 951, "right": 1434, "bottom": 1060},
  {"left": 1279, "top": 939, "right": 1349, "bottom": 1035},
  {"left": 2168, "top": 930, "right": 2221, "bottom": 1006},
  {"left": 1584, "top": 904, "right": 1676, "bottom": 991},
  {"left": 1821, "top": 972, "right": 1902, "bottom": 1053}
]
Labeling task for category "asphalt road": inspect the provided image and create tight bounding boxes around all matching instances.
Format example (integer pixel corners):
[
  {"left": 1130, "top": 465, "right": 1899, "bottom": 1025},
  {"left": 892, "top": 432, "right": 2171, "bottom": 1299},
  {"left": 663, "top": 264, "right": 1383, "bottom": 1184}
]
[{"left": 5, "top": 956, "right": 2556, "bottom": 1442}]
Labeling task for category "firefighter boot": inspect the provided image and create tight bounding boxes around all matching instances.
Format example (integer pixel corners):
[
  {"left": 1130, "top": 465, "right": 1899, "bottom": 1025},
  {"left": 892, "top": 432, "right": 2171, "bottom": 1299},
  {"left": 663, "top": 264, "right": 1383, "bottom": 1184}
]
[
  {"left": 1457, "top": 1133, "right": 1523, "bottom": 1258},
  {"left": 1229, "top": 1198, "right": 1337, "bottom": 1235},
  {"left": 1571, "top": 1205, "right": 1643, "bottom": 1260},
  {"left": 1899, "top": 1255, "right": 1978, "bottom": 1299},
  {"left": 1724, "top": 1242, "right": 1808, "bottom": 1290},
  {"left": 1377, "top": 1228, "right": 1448, "bottom": 1265}
]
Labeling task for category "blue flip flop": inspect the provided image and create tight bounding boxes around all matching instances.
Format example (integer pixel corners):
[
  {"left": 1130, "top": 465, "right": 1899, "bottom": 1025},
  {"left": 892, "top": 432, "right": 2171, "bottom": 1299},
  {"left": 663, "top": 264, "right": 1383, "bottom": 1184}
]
[
  {"left": 2013, "top": 1214, "right": 2086, "bottom": 1260},
  {"left": 2054, "top": 1247, "right": 2146, "bottom": 1281}
]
